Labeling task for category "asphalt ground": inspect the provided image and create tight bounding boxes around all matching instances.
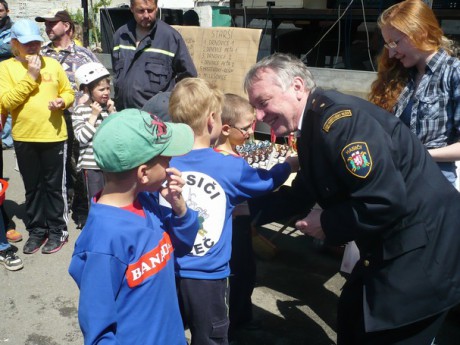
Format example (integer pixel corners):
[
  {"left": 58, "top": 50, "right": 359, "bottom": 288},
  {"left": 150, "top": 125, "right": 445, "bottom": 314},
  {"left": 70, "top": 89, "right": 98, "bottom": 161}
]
[{"left": 1, "top": 147, "right": 460, "bottom": 345}]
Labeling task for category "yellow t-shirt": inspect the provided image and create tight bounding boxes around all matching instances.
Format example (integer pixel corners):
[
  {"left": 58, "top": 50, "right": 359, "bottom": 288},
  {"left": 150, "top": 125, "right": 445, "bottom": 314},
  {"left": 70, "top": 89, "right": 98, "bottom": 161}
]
[{"left": 0, "top": 56, "right": 74, "bottom": 142}]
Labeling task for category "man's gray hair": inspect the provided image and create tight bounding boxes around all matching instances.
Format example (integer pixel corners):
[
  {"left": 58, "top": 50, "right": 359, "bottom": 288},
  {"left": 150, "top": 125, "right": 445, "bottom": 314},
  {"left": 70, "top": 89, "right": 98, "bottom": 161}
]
[{"left": 244, "top": 53, "right": 316, "bottom": 93}]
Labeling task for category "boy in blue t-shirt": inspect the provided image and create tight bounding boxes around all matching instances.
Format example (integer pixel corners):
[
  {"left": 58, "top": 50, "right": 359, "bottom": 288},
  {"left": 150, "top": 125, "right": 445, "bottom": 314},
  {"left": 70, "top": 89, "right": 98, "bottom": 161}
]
[
  {"left": 167, "top": 78, "right": 298, "bottom": 345},
  {"left": 68, "top": 109, "right": 199, "bottom": 345},
  {"left": 214, "top": 93, "right": 262, "bottom": 338}
]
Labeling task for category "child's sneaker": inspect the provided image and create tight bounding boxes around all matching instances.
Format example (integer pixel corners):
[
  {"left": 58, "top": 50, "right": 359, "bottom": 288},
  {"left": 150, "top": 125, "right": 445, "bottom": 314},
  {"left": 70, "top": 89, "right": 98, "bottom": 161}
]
[
  {"left": 0, "top": 247, "right": 24, "bottom": 271},
  {"left": 41, "top": 231, "right": 68, "bottom": 254},
  {"left": 6, "top": 229, "right": 23, "bottom": 243}
]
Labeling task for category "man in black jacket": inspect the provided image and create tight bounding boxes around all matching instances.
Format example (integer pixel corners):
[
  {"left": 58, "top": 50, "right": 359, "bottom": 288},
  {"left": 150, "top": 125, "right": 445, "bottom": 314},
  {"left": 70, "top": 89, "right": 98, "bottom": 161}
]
[
  {"left": 112, "top": 0, "right": 197, "bottom": 110},
  {"left": 244, "top": 53, "right": 460, "bottom": 345}
]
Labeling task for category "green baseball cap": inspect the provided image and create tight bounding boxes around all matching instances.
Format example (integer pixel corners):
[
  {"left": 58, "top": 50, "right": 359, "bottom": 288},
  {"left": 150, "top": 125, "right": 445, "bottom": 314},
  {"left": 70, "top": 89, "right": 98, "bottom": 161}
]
[{"left": 93, "top": 109, "right": 194, "bottom": 172}]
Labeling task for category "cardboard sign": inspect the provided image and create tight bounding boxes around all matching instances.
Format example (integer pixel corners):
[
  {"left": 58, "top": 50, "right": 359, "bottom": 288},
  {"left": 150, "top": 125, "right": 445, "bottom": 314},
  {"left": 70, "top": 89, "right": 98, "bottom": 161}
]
[{"left": 173, "top": 26, "right": 262, "bottom": 98}]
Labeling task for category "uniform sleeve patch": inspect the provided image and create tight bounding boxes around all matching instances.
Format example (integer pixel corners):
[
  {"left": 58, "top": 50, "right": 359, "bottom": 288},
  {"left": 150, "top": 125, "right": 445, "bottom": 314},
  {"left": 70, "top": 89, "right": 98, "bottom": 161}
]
[
  {"left": 341, "top": 142, "right": 372, "bottom": 178},
  {"left": 323, "top": 110, "right": 352, "bottom": 133}
]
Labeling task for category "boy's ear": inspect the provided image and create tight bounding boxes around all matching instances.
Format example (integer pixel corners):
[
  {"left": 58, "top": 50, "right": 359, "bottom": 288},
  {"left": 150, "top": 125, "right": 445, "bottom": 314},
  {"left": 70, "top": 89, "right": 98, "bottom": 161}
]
[
  {"left": 208, "top": 111, "right": 216, "bottom": 124},
  {"left": 221, "top": 124, "right": 231, "bottom": 136},
  {"left": 137, "top": 164, "right": 149, "bottom": 184},
  {"left": 207, "top": 111, "right": 217, "bottom": 131}
]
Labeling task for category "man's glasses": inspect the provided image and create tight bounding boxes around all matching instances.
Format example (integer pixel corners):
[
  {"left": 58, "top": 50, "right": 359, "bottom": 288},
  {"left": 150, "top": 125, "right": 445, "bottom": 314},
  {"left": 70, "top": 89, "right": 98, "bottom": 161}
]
[{"left": 384, "top": 37, "right": 403, "bottom": 50}]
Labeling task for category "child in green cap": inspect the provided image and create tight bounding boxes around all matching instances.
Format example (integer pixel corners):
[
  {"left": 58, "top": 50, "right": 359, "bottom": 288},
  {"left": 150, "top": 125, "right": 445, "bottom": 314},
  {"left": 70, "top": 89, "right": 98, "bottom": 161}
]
[{"left": 69, "top": 108, "right": 199, "bottom": 345}]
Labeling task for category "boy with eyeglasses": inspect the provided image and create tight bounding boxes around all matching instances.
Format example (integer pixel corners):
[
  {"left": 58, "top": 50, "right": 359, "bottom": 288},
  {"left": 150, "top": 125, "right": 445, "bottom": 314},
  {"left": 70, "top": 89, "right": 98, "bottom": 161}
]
[{"left": 214, "top": 93, "right": 256, "bottom": 157}]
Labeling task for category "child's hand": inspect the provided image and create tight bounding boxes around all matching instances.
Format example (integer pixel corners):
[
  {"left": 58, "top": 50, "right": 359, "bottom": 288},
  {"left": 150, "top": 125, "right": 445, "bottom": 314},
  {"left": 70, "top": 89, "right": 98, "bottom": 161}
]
[
  {"left": 106, "top": 99, "right": 116, "bottom": 114},
  {"left": 48, "top": 98, "right": 65, "bottom": 111},
  {"left": 160, "top": 167, "right": 187, "bottom": 217},
  {"left": 26, "top": 54, "right": 41, "bottom": 80},
  {"left": 90, "top": 101, "right": 103, "bottom": 117}
]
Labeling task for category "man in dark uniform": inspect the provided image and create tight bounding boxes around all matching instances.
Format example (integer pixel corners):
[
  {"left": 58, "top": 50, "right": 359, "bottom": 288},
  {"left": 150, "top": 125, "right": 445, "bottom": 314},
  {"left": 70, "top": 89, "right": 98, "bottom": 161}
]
[
  {"left": 244, "top": 53, "right": 460, "bottom": 344},
  {"left": 112, "top": 0, "right": 197, "bottom": 111}
]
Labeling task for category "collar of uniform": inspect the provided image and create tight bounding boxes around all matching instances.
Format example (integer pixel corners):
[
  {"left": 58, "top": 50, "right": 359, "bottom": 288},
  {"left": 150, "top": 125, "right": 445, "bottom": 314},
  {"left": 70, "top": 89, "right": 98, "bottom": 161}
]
[
  {"left": 299, "top": 87, "right": 319, "bottom": 134},
  {"left": 127, "top": 18, "right": 158, "bottom": 40}
]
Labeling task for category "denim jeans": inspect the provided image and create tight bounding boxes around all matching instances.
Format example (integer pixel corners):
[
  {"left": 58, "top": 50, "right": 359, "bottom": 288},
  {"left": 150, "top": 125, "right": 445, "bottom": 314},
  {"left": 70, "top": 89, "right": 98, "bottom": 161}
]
[
  {"left": 0, "top": 206, "right": 11, "bottom": 251},
  {"left": 1, "top": 115, "right": 12, "bottom": 148}
]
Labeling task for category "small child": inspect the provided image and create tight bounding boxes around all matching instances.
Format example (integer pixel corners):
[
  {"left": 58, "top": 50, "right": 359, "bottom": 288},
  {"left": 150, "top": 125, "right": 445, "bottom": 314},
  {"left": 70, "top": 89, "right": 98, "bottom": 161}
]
[
  {"left": 214, "top": 93, "right": 255, "bottom": 157},
  {"left": 168, "top": 78, "right": 298, "bottom": 344},
  {"left": 214, "top": 93, "right": 258, "bottom": 337},
  {"left": 68, "top": 109, "right": 199, "bottom": 344},
  {"left": 72, "top": 62, "right": 116, "bottom": 206},
  {"left": 0, "top": 179, "right": 23, "bottom": 271}
]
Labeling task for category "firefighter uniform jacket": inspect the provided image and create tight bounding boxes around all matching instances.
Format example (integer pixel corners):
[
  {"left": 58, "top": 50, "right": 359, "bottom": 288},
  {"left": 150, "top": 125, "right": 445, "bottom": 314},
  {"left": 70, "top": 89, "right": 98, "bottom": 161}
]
[
  {"left": 112, "top": 19, "right": 197, "bottom": 110},
  {"left": 252, "top": 88, "right": 460, "bottom": 333}
]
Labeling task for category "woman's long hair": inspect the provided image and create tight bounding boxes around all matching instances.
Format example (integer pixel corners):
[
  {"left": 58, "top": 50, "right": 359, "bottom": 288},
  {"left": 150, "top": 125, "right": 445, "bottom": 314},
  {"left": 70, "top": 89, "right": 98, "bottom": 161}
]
[{"left": 368, "top": 0, "right": 453, "bottom": 111}]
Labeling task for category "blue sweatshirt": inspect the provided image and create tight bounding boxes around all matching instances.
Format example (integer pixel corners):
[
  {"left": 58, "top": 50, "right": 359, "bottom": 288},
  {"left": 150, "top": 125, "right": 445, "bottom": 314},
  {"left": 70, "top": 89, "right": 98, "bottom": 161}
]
[
  {"left": 169, "top": 148, "right": 291, "bottom": 280},
  {"left": 68, "top": 192, "right": 199, "bottom": 345}
]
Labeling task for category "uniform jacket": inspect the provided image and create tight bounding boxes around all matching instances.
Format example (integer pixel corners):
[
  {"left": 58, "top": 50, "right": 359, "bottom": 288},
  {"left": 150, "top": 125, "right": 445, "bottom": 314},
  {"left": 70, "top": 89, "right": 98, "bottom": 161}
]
[
  {"left": 293, "top": 88, "right": 460, "bottom": 332},
  {"left": 112, "top": 19, "right": 197, "bottom": 110}
]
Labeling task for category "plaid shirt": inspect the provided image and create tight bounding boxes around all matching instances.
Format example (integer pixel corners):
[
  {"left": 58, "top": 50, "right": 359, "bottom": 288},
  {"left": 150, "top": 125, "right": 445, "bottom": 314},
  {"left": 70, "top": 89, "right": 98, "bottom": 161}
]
[
  {"left": 41, "top": 41, "right": 100, "bottom": 92},
  {"left": 394, "top": 49, "right": 460, "bottom": 148}
]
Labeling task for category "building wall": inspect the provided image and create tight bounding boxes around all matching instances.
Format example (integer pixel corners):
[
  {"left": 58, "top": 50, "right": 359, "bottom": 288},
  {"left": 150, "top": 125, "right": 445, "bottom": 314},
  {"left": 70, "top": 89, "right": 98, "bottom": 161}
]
[{"left": 8, "top": 0, "right": 229, "bottom": 22}]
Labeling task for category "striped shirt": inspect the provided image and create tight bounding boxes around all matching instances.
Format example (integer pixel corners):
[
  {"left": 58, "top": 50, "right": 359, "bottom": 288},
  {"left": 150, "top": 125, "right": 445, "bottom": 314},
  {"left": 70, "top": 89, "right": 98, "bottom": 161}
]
[
  {"left": 393, "top": 49, "right": 460, "bottom": 149},
  {"left": 72, "top": 104, "right": 110, "bottom": 171}
]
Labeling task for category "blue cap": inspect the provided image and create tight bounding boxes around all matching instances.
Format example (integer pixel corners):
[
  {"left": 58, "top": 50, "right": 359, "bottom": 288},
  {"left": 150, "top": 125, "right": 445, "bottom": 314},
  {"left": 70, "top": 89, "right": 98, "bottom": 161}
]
[{"left": 7, "top": 19, "right": 44, "bottom": 44}]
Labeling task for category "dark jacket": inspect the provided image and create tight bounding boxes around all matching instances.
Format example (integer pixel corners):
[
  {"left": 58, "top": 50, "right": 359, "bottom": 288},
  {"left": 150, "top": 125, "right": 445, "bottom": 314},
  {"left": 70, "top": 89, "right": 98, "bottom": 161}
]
[
  {"left": 252, "top": 88, "right": 460, "bottom": 332},
  {"left": 302, "top": 88, "right": 460, "bottom": 331},
  {"left": 0, "top": 16, "right": 12, "bottom": 62},
  {"left": 112, "top": 19, "right": 197, "bottom": 110}
]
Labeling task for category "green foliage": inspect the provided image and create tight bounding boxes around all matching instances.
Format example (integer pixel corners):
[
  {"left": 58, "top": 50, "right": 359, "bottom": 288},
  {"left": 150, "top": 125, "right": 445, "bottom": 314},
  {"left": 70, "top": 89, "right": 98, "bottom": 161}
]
[{"left": 68, "top": 0, "right": 112, "bottom": 48}]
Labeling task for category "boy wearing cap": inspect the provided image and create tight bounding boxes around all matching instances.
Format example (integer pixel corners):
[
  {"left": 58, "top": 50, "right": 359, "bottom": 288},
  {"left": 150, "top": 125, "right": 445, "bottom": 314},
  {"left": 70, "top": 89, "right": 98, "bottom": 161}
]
[
  {"left": 0, "top": 19, "right": 74, "bottom": 254},
  {"left": 168, "top": 78, "right": 298, "bottom": 345},
  {"left": 68, "top": 109, "right": 199, "bottom": 345}
]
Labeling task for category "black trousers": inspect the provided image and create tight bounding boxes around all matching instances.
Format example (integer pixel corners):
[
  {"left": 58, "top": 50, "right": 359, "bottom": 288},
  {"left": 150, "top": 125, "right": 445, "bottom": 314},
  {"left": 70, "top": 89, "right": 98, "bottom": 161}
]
[
  {"left": 64, "top": 110, "right": 88, "bottom": 221},
  {"left": 229, "top": 216, "right": 256, "bottom": 333},
  {"left": 338, "top": 276, "right": 448, "bottom": 345},
  {"left": 82, "top": 169, "right": 104, "bottom": 206},
  {"left": 177, "top": 277, "right": 230, "bottom": 345},
  {"left": 14, "top": 141, "right": 68, "bottom": 237}
]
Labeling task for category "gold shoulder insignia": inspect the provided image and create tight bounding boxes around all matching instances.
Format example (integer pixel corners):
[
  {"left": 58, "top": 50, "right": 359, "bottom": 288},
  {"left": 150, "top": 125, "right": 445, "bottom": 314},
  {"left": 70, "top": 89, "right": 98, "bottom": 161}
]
[{"left": 322, "top": 110, "right": 352, "bottom": 133}]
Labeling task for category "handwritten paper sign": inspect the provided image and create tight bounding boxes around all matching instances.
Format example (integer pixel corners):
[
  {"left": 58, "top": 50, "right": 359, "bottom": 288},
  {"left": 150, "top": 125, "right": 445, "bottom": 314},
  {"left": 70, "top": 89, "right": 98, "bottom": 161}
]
[{"left": 173, "top": 26, "right": 262, "bottom": 97}]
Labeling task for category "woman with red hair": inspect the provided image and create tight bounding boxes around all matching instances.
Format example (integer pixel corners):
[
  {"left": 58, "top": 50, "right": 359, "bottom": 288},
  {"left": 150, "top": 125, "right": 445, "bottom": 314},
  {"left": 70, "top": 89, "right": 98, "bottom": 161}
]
[{"left": 369, "top": 0, "right": 460, "bottom": 186}]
